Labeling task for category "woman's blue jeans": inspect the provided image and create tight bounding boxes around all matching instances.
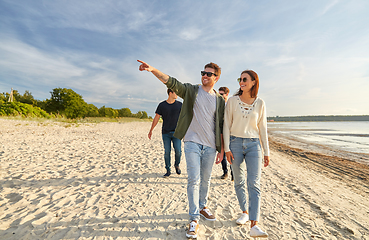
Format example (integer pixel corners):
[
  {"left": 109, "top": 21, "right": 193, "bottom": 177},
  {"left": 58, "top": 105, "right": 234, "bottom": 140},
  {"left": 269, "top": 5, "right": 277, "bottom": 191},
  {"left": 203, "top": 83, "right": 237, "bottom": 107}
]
[
  {"left": 184, "top": 141, "right": 217, "bottom": 221},
  {"left": 162, "top": 131, "right": 182, "bottom": 172},
  {"left": 230, "top": 136, "right": 262, "bottom": 221}
]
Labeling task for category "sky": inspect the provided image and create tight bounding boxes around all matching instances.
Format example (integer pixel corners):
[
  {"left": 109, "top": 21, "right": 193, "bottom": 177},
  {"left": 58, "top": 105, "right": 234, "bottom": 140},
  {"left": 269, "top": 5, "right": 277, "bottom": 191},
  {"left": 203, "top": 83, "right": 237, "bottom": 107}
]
[{"left": 1, "top": 0, "right": 369, "bottom": 118}]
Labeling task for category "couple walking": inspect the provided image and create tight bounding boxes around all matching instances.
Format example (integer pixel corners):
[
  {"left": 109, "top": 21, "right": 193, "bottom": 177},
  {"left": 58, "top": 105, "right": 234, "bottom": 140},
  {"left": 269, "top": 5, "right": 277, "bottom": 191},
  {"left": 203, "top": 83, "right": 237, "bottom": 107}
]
[{"left": 138, "top": 60, "right": 270, "bottom": 239}]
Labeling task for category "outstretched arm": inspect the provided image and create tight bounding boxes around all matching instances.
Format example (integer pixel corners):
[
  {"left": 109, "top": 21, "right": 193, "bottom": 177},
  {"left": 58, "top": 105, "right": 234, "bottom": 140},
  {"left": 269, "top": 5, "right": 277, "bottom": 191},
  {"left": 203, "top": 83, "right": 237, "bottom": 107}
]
[{"left": 137, "top": 60, "right": 169, "bottom": 83}]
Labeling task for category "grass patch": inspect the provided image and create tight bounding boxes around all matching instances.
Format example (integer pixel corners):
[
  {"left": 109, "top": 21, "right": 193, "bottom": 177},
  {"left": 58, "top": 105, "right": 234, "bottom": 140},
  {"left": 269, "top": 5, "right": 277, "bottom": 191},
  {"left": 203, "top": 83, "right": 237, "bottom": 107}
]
[
  {"left": 77, "top": 117, "right": 152, "bottom": 123},
  {"left": 0, "top": 116, "right": 152, "bottom": 124}
]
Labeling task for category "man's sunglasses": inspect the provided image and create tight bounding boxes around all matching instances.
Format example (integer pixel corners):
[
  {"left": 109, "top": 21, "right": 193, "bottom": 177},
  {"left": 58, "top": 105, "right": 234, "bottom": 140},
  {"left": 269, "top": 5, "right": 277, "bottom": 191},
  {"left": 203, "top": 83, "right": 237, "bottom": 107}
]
[{"left": 201, "top": 71, "right": 217, "bottom": 77}]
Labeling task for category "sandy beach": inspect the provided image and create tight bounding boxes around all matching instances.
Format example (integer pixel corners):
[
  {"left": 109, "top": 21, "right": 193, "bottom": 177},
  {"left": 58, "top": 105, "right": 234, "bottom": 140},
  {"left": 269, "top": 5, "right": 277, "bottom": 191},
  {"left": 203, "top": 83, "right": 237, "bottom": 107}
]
[{"left": 1, "top": 119, "right": 368, "bottom": 240}]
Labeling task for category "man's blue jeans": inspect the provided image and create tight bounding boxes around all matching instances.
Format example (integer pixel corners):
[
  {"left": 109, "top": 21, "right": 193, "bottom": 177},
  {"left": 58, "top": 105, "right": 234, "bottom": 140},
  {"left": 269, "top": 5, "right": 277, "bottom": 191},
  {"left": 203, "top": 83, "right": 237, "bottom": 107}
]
[
  {"left": 184, "top": 141, "right": 217, "bottom": 221},
  {"left": 162, "top": 131, "right": 182, "bottom": 172},
  {"left": 230, "top": 136, "right": 262, "bottom": 222}
]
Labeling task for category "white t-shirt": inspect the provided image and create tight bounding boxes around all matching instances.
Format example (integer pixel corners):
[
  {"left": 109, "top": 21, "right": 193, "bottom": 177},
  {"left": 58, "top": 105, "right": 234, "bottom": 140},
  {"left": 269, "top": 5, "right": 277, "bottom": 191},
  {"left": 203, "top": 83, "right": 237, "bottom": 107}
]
[{"left": 184, "top": 86, "right": 217, "bottom": 149}]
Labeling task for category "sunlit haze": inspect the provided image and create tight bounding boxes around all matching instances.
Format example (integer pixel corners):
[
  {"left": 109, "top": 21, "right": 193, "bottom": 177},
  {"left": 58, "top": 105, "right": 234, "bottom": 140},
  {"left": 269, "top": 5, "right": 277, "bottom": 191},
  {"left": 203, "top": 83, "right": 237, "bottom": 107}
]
[{"left": 1, "top": 0, "right": 368, "bottom": 117}]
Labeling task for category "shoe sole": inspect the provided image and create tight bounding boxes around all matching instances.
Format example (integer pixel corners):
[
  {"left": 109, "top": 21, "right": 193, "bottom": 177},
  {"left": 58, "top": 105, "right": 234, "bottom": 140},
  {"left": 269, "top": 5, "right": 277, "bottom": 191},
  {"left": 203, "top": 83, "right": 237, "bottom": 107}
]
[
  {"left": 250, "top": 234, "right": 268, "bottom": 238},
  {"left": 186, "top": 233, "right": 197, "bottom": 239},
  {"left": 236, "top": 220, "right": 250, "bottom": 225},
  {"left": 200, "top": 213, "right": 216, "bottom": 221},
  {"left": 236, "top": 217, "right": 250, "bottom": 225}
]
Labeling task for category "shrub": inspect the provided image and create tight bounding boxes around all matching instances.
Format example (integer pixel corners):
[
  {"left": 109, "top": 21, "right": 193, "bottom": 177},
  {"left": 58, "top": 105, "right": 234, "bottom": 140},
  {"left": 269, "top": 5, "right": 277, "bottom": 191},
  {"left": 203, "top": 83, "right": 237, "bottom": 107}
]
[{"left": 0, "top": 102, "right": 52, "bottom": 118}]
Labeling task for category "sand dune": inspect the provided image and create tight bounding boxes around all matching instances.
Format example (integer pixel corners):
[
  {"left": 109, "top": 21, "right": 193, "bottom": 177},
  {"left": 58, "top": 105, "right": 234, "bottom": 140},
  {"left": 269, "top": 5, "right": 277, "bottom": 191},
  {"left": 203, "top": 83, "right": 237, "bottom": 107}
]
[{"left": 1, "top": 119, "right": 368, "bottom": 239}]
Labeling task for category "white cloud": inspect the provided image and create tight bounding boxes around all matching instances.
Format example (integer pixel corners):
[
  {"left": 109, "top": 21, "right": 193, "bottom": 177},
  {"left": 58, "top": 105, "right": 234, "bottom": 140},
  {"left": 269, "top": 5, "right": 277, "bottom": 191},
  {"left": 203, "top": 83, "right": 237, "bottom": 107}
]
[
  {"left": 0, "top": 39, "right": 84, "bottom": 80},
  {"left": 319, "top": 0, "right": 339, "bottom": 16},
  {"left": 265, "top": 56, "right": 296, "bottom": 66},
  {"left": 179, "top": 28, "right": 201, "bottom": 41},
  {"left": 1, "top": 0, "right": 369, "bottom": 117}
]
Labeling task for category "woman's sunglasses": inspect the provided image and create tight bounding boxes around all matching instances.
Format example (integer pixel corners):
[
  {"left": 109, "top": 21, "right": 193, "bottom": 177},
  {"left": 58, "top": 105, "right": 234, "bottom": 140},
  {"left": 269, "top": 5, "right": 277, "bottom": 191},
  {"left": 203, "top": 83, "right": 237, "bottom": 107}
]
[
  {"left": 237, "top": 77, "right": 254, "bottom": 83},
  {"left": 201, "top": 71, "right": 217, "bottom": 77}
]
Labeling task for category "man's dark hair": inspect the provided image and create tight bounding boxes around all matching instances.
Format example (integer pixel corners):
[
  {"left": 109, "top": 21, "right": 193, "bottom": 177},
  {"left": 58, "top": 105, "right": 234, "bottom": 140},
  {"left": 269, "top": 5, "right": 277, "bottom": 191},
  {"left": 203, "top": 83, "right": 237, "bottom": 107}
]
[
  {"left": 218, "top": 87, "right": 229, "bottom": 94},
  {"left": 167, "top": 88, "right": 174, "bottom": 95},
  {"left": 204, "top": 62, "right": 221, "bottom": 77}
]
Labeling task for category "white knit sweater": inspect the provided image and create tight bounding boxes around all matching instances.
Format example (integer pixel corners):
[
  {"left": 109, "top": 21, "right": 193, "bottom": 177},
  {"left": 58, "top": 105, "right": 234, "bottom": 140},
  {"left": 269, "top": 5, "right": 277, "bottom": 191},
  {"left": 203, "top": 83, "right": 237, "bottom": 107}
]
[{"left": 223, "top": 96, "right": 269, "bottom": 156}]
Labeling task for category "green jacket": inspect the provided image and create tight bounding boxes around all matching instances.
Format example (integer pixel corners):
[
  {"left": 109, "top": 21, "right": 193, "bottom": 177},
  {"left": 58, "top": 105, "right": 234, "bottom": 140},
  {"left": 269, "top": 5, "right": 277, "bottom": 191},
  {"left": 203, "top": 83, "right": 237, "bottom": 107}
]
[{"left": 165, "top": 76, "right": 225, "bottom": 152}]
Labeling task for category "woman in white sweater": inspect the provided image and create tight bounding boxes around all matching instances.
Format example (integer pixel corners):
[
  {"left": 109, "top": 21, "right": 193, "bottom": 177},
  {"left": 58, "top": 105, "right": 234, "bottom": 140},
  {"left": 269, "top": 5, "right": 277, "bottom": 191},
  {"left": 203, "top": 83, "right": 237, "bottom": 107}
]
[{"left": 223, "top": 70, "right": 270, "bottom": 238}]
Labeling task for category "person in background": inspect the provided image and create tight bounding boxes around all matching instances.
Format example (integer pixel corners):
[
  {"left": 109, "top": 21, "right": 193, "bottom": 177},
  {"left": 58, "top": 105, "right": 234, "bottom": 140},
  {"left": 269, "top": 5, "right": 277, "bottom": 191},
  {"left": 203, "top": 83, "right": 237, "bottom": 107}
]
[
  {"left": 148, "top": 88, "right": 182, "bottom": 178},
  {"left": 138, "top": 59, "right": 225, "bottom": 239},
  {"left": 223, "top": 70, "right": 270, "bottom": 238},
  {"left": 218, "top": 87, "right": 233, "bottom": 181}
]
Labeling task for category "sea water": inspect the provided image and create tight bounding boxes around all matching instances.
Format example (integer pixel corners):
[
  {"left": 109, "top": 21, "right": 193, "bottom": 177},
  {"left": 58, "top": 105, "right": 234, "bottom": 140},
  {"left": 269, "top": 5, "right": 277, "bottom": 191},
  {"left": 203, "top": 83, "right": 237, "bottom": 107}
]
[{"left": 267, "top": 121, "right": 369, "bottom": 154}]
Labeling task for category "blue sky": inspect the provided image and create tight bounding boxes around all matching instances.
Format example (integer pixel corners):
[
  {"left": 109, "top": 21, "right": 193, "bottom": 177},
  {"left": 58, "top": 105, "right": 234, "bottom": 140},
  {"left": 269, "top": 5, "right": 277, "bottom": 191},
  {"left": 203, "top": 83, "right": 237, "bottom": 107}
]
[{"left": 1, "top": 0, "right": 368, "bottom": 117}]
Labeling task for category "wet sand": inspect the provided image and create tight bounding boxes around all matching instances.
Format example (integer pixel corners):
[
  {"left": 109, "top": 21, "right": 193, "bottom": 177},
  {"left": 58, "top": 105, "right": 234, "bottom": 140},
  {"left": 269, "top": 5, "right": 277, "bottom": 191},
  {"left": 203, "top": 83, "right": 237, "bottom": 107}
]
[{"left": 1, "top": 119, "right": 368, "bottom": 239}]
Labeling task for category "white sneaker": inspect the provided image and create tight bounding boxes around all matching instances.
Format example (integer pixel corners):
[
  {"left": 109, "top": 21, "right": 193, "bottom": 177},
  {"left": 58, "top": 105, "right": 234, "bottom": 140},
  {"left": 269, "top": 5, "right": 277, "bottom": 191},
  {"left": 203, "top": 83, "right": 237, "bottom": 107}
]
[
  {"left": 236, "top": 213, "right": 249, "bottom": 225},
  {"left": 250, "top": 225, "right": 268, "bottom": 238},
  {"left": 186, "top": 221, "right": 199, "bottom": 239}
]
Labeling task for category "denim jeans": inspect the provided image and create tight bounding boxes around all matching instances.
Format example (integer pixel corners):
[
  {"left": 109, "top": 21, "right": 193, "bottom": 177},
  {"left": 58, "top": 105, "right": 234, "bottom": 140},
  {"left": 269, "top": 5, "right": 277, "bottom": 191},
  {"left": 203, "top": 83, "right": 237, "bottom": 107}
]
[
  {"left": 230, "top": 136, "right": 262, "bottom": 221},
  {"left": 184, "top": 141, "right": 217, "bottom": 221},
  {"left": 162, "top": 131, "right": 182, "bottom": 172},
  {"left": 221, "top": 153, "right": 228, "bottom": 174}
]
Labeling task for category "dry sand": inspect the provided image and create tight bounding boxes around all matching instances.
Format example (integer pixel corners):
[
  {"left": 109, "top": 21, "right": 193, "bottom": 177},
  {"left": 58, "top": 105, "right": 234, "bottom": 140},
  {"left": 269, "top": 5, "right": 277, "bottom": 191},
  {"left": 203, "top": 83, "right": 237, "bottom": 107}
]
[{"left": 1, "top": 119, "right": 368, "bottom": 240}]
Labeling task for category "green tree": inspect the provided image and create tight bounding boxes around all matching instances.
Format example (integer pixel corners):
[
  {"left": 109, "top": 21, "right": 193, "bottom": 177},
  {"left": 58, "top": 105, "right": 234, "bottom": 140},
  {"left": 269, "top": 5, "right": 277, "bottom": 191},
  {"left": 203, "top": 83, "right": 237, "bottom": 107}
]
[
  {"left": 1, "top": 92, "right": 11, "bottom": 102},
  {"left": 1, "top": 90, "right": 36, "bottom": 105},
  {"left": 98, "top": 106, "right": 118, "bottom": 118},
  {"left": 0, "top": 102, "right": 51, "bottom": 118},
  {"left": 98, "top": 106, "right": 106, "bottom": 117},
  {"left": 11, "top": 90, "right": 21, "bottom": 102},
  {"left": 118, "top": 108, "right": 132, "bottom": 117},
  {"left": 141, "top": 111, "right": 148, "bottom": 119},
  {"left": 105, "top": 108, "right": 118, "bottom": 118},
  {"left": 20, "top": 90, "right": 36, "bottom": 105},
  {"left": 45, "top": 88, "right": 88, "bottom": 118},
  {"left": 35, "top": 99, "right": 47, "bottom": 110},
  {"left": 0, "top": 93, "right": 6, "bottom": 104},
  {"left": 132, "top": 111, "right": 148, "bottom": 119},
  {"left": 86, "top": 104, "right": 99, "bottom": 117}
]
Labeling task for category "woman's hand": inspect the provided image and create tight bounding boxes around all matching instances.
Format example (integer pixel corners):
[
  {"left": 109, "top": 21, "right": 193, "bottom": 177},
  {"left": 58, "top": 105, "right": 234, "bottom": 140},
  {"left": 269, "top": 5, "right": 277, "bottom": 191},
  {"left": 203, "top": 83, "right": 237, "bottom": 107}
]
[
  {"left": 225, "top": 151, "right": 234, "bottom": 164},
  {"left": 264, "top": 156, "right": 270, "bottom": 167}
]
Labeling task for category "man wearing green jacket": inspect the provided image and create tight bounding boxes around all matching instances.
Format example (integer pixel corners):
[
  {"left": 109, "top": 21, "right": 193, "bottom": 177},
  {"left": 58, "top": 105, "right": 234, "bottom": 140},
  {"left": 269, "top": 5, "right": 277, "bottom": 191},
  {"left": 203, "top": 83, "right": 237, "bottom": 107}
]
[{"left": 138, "top": 60, "right": 225, "bottom": 239}]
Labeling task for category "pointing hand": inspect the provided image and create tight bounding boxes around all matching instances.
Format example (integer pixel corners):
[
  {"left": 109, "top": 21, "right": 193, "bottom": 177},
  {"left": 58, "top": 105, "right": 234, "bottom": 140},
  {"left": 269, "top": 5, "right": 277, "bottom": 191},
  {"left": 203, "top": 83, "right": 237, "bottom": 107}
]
[{"left": 137, "top": 60, "right": 154, "bottom": 72}]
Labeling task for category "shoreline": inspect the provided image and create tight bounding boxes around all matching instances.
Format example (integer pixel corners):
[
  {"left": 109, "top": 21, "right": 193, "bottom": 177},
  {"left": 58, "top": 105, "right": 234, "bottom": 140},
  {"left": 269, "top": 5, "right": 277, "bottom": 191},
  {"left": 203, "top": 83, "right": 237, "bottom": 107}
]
[
  {"left": 268, "top": 129, "right": 369, "bottom": 166},
  {"left": 1, "top": 119, "right": 368, "bottom": 239},
  {"left": 268, "top": 137, "right": 369, "bottom": 198}
]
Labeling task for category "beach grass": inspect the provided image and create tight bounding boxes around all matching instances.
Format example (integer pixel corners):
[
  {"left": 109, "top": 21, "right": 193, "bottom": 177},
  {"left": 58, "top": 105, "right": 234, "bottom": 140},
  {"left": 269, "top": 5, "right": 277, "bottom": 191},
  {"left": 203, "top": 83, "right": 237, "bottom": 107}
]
[{"left": 0, "top": 116, "right": 152, "bottom": 124}]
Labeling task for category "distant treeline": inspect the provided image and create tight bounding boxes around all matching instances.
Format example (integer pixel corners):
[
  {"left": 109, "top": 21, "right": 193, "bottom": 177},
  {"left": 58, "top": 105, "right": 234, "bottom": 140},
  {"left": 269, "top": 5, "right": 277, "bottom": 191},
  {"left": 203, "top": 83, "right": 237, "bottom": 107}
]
[
  {"left": 267, "top": 115, "right": 369, "bottom": 122},
  {"left": 0, "top": 88, "right": 151, "bottom": 119}
]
